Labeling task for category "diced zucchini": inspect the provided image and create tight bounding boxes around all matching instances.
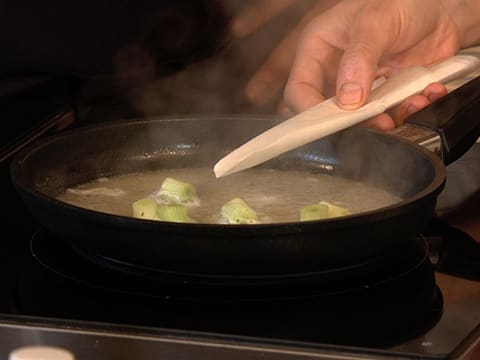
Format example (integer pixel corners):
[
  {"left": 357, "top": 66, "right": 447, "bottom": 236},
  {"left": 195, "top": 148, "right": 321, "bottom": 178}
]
[
  {"left": 300, "top": 203, "right": 329, "bottom": 221},
  {"left": 221, "top": 198, "right": 258, "bottom": 224},
  {"left": 156, "top": 204, "right": 195, "bottom": 223},
  {"left": 132, "top": 198, "right": 160, "bottom": 220},
  {"left": 157, "top": 177, "right": 198, "bottom": 205},
  {"left": 319, "top": 201, "right": 351, "bottom": 217}
]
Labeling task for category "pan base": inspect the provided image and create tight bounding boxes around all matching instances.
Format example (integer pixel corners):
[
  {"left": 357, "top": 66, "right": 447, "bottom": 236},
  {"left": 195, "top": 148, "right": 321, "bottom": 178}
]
[
  {"left": 19, "top": 228, "right": 443, "bottom": 348},
  {"left": 71, "top": 237, "right": 428, "bottom": 292},
  {"left": 33, "top": 229, "right": 433, "bottom": 298}
]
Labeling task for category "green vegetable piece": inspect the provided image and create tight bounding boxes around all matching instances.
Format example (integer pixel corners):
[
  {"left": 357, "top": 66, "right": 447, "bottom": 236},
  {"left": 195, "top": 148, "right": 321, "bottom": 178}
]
[
  {"left": 156, "top": 204, "right": 195, "bottom": 223},
  {"left": 132, "top": 198, "right": 160, "bottom": 220},
  {"left": 157, "top": 177, "right": 198, "bottom": 204},
  {"left": 300, "top": 201, "right": 351, "bottom": 221},
  {"left": 300, "top": 203, "right": 329, "bottom": 221},
  {"left": 221, "top": 198, "right": 258, "bottom": 224},
  {"left": 319, "top": 201, "right": 351, "bottom": 217}
]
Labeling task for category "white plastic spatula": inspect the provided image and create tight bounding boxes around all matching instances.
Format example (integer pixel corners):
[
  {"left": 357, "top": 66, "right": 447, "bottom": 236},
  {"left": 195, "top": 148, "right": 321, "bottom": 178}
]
[{"left": 214, "top": 46, "right": 480, "bottom": 178}]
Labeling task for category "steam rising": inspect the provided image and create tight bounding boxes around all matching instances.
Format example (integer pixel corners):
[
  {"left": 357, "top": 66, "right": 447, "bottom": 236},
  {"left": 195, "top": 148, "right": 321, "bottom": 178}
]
[{"left": 110, "top": 0, "right": 327, "bottom": 117}]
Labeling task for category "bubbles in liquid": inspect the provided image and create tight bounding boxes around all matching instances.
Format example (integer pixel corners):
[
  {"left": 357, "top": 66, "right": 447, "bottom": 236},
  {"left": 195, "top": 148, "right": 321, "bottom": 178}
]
[{"left": 57, "top": 167, "right": 402, "bottom": 224}]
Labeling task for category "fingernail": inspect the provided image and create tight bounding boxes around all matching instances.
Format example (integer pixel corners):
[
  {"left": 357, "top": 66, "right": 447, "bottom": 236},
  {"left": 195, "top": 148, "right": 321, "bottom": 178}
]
[
  {"left": 339, "top": 83, "right": 363, "bottom": 107},
  {"left": 407, "top": 104, "right": 418, "bottom": 114}
]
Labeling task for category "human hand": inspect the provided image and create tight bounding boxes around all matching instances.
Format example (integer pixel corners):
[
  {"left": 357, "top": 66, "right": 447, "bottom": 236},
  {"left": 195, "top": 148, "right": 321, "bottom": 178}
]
[
  {"left": 284, "top": 0, "right": 462, "bottom": 130},
  {"left": 229, "top": 0, "right": 338, "bottom": 112}
]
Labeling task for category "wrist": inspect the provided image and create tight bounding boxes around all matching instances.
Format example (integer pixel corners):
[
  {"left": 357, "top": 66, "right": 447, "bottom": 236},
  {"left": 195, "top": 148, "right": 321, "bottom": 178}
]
[{"left": 441, "top": 0, "right": 480, "bottom": 48}]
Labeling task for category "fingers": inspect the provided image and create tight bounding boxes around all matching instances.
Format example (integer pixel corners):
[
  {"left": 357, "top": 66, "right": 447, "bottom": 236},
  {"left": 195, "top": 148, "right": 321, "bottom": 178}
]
[
  {"left": 359, "top": 82, "right": 448, "bottom": 130},
  {"left": 335, "top": 7, "right": 396, "bottom": 109},
  {"left": 284, "top": 25, "right": 340, "bottom": 112},
  {"left": 360, "top": 113, "right": 396, "bottom": 131},
  {"left": 242, "top": 0, "right": 338, "bottom": 109},
  {"left": 359, "top": 96, "right": 429, "bottom": 131},
  {"left": 336, "top": 47, "right": 379, "bottom": 109},
  {"left": 284, "top": 0, "right": 391, "bottom": 113},
  {"left": 389, "top": 82, "right": 447, "bottom": 124},
  {"left": 245, "top": 25, "right": 300, "bottom": 107},
  {"left": 277, "top": 99, "right": 294, "bottom": 117},
  {"left": 389, "top": 95, "right": 431, "bottom": 126},
  {"left": 358, "top": 96, "right": 429, "bottom": 132},
  {"left": 421, "top": 82, "right": 448, "bottom": 102},
  {"left": 231, "top": 0, "right": 296, "bottom": 38},
  {"left": 284, "top": 57, "right": 329, "bottom": 112}
]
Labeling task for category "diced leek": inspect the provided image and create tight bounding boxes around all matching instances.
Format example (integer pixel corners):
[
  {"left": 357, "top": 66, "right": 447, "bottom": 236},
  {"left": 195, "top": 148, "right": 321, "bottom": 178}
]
[
  {"left": 300, "top": 201, "right": 350, "bottom": 221},
  {"left": 300, "top": 203, "right": 329, "bottom": 221},
  {"left": 157, "top": 177, "right": 198, "bottom": 205},
  {"left": 221, "top": 198, "right": 258, "bottom": 224},
  {"left": 132, "top": 198, "right": 160, "bottom": 220},
  {"left": 156, "top": 204, "right": 195, "bottom": 223},
  {"left": 319, "top": 201, "right": 351, "bottom": 217}
]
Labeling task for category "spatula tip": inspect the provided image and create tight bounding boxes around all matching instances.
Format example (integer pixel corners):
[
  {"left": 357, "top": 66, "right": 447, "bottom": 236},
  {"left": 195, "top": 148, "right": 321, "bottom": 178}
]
[
  {"left": 214, "top": 155, "right": 247, "bottom": 178},
  {"left": 213, "top": 161, "right": 230, "bottom": 179}
]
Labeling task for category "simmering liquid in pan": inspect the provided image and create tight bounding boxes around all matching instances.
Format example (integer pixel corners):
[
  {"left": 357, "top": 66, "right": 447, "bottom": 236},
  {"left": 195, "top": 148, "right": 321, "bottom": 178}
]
[{"left": 57, "top": 167, "right": 402, "bottom": 224}]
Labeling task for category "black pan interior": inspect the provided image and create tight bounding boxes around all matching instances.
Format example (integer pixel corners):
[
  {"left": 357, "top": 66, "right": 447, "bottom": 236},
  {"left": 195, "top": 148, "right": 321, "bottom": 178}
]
[{"left": 18, "top": 116, "right": 438, "bottom": 199}]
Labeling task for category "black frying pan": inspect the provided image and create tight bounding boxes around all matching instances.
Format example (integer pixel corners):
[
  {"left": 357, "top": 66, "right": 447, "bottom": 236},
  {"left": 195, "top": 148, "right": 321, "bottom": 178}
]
[{"left": 10, "top": 76, "right": 480, "bottom": 276}]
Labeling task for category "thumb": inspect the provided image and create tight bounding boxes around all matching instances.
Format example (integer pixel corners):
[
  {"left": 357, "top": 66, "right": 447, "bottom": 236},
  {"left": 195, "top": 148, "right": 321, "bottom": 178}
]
[{"left": 336, "top": 25, "right": 391, "bottom": 109}]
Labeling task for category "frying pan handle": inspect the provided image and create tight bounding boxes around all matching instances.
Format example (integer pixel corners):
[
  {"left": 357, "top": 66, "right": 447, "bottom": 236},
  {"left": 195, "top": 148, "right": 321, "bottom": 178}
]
[
  {"left": 404, "top": 74, "right": 480, "bottom": 165},
  {"left": 425, "top": 218, "right": 480, "bottom": 281}
]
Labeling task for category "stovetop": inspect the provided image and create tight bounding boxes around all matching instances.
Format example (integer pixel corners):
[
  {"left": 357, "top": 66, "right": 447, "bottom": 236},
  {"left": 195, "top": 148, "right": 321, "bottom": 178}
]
[{"left": 2, "top": 76, "right": 480, "bottom": 359}]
